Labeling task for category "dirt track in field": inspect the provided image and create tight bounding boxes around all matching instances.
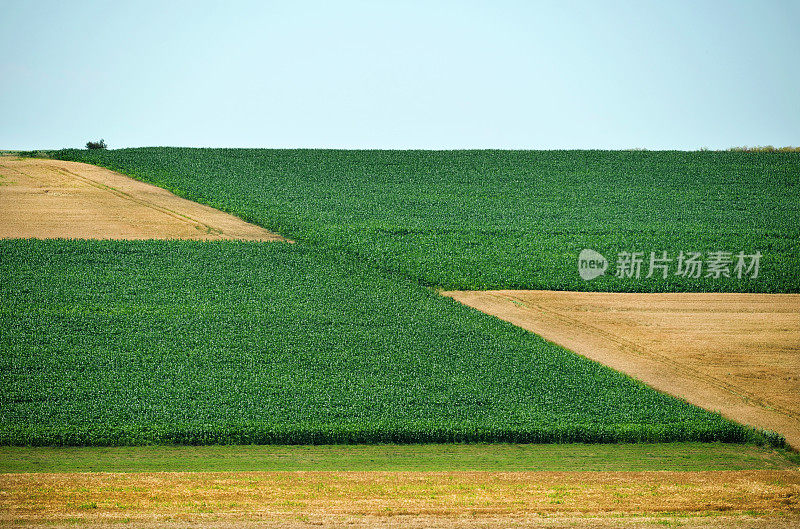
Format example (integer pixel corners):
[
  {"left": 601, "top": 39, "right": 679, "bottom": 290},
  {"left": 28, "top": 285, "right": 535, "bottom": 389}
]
[
  {"left": 2, "top": 470, "right": 798, "bottom": 528},
  {"left": 442, "top": 290, "right": 800, "bottom": 448},
  {"left": 0, "top": 157, "right": 287, "bottom": 241}
]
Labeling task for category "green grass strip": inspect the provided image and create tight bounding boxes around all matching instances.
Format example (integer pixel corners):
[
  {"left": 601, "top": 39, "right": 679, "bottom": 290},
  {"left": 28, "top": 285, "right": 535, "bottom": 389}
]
[{"left": 2, "top": 443, "right": 798, "bottom": 473}]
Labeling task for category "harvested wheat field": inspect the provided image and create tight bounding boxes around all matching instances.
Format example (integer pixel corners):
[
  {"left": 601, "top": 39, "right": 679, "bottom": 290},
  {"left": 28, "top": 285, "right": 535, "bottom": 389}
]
[
  {"left": 2, "top": 470, "right": 798, "bottom": 528},
  {"left": 442, "top": 290, "right": 800, "bottom": 448},
  {"left": 0, "top": 157, "right": 286, "bottom": 241}
]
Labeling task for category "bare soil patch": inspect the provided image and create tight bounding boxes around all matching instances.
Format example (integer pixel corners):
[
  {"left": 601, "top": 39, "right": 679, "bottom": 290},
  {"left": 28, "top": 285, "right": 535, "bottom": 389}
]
[
  {"left": 0, "top": 157, "right": 287, "bottom": 241},
  {"left": 1, "top": 470, "right": 797, "bottom": 528},
  {"left": 442, "top": 291, "right": 800, "bottom": 448}
]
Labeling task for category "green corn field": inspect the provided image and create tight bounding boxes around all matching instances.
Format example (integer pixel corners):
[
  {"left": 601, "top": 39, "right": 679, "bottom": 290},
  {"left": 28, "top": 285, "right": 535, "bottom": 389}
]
[
  {"left": 0, "top": 239, "right": 783, "bottom": 446},
  {"left": 51, "top": 148, "right": 800, "bottom": 292}
]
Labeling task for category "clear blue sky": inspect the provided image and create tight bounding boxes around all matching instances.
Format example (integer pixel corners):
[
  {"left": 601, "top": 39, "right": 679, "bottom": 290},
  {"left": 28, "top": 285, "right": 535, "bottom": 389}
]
[{"left": 1, "top": 0, "right": 797, "bottom": 150}]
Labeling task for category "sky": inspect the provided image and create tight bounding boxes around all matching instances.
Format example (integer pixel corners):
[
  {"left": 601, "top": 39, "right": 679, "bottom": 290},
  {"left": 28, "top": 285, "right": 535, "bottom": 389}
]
[{"left": 1, "top": 0, "right": 797, "bottom": 150}]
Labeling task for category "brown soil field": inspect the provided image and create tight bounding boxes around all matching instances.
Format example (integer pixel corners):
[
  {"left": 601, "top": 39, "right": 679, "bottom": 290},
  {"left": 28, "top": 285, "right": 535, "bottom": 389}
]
[
  {"left": 0, "top": 157, "right": 287, "bottom": 241},
  {"left": 1, "top": 470, "right": 798, "bottom": 528},
  {"left": 442, "top": 291, "right": 800, "bottom": 449}
]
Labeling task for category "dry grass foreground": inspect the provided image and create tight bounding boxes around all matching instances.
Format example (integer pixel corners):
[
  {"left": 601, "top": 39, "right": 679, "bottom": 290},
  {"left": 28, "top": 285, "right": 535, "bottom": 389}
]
[
  {"left": 442, "top": 291, "right": 800, "bottom": 449},
  {"left": 0, "top": 157, "right": 287, "bottom": 241},
  {"left": 1, "top": 470, "right": 798, "bottom": 528}
]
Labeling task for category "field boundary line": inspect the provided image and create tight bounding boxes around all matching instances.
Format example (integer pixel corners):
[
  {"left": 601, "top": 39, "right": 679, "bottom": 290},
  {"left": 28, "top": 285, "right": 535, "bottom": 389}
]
[
  {"left": 443, "top": 290, "right": 800, "bottom": 448},
  {"left": 497, "top": 292, "right": 800, "bottom": 421},
  {"left": 52, "top": 166, "right": 225, "bottom": 236}
]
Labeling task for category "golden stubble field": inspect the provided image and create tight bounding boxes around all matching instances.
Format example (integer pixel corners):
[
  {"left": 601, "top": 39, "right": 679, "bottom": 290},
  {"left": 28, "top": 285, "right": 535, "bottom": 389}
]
[
  {"left": 0, "top": 157, "right": 287, "bottom": 241},
  {"left": 2, "top": 470, "right": 799, "bottom": 528}
]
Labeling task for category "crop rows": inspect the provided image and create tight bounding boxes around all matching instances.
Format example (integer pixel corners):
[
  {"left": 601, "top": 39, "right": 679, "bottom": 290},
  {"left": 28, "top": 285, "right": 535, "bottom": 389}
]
[{"left": 52, "top": 148, "right": 800, "bottom": 292}]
